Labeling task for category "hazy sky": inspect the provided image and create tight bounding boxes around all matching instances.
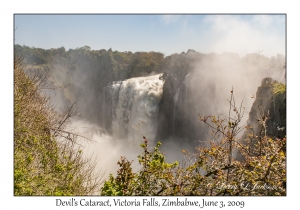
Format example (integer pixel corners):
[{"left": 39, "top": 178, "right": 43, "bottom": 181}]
[{"left": 14, "top": 14, "right": 285, "bottom": 57}]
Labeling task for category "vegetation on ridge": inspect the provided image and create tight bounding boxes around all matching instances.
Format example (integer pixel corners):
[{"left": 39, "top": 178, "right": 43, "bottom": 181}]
[{"left": 14, "top": 53, "right": 103, "bottom": 195}]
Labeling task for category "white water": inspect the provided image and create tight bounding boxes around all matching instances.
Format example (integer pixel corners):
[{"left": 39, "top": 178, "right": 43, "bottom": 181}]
[{"left": 112, "top": 74, "right": 165, "bottom": 145}]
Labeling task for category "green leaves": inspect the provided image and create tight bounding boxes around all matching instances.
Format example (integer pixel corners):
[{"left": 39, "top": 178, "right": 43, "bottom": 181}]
[
  {"left": 14, "top": 53, "right": 103, "bottom": 196},
  {"left": 102, "top": 91, "right": 286, "bottom": 196}
]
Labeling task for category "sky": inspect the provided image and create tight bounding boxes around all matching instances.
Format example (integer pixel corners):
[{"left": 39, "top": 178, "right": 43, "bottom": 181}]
[{"left": 14, "top": 14, "right": 286, "bottom": 57}]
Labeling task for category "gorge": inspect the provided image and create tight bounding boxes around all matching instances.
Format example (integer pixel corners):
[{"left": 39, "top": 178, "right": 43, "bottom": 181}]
[{"left": 15, "top": 45, "right": 286, "bottom": 165}]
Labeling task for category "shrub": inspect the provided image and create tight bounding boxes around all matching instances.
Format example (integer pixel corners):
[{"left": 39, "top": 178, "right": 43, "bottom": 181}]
[
  {"left": 101, "top": 88, "right": 286, "bottom": 196},
  {"left": 14, "top": 53, "right": 103, "bottom": 195}
]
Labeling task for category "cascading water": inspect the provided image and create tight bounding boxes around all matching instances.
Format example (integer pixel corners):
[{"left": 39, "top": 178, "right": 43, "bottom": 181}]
[{"left": 103, "top": 74, "right": 164, "bottom": 145}]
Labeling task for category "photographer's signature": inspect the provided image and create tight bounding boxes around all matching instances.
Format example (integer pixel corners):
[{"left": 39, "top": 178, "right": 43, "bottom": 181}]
[{"left": 214, "top": 182, "right": 278, "bottom": 191}]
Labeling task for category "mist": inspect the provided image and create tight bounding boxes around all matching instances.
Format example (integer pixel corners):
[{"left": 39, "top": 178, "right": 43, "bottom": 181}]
[
  {"left": 65, "top": 119, "right": 143, "bottom": 179},
  {"left": 158, "top": 51, "right": 285, "bottom": 161},
  {"left": 190, "top": 52, "right": 285, "bottom": 126},
  {"left": 18, "top": 14, "right": 285, "bottom": 177},
  {"left": 41, "top": 50, "right": 284, "bottom": 177}
]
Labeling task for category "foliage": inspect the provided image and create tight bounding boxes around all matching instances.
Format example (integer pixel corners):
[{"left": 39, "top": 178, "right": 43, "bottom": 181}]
[
  {"left": 272, "top": 81, "right": 286, "bottom": 95},
  {"left": 101, "top": 140, "right": 179, "bottom": 196},
  {"left": 101, "top": 89, "right": 286, "bottom": 196},
  {"left": 14, "top": 53, "right": 103, "bottom": 195},
  {"left": 260, "top": 77, "right": 286, "bottom": 96},
  {"left": 129, "top": 52, "right": 164, "bottom": 77}
]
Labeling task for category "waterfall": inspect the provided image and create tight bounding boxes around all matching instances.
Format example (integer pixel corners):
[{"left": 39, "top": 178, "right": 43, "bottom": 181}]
[{"left": 103, "top": 74, "right": 164, "bottom": 144}]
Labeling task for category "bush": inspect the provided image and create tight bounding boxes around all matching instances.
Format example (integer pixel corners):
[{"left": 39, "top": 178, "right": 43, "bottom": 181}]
[
  {"left": 14, "top": 53, "right": 103, "bottom": 195},
  {"left": 101, "top": 89, "right": 286, "bottom": 196}
]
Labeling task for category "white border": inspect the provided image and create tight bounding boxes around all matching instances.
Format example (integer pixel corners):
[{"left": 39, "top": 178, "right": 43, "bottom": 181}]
[{"left": 2, "top": 1, "right": 298, "bottom": 209}]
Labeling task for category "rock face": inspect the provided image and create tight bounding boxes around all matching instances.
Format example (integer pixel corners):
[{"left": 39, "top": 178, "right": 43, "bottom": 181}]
[
  {"left": 156, "top": 51, "right": 209, "bottom": 146},
  {"left": 157, "top": 72, "right": 209, "bottom": 146},
  {"left": 245, "top": 77, "right": 286, "bottom": 139},
  {"left": 155, "top": 71, "right": 191, "bottom": 143}
]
